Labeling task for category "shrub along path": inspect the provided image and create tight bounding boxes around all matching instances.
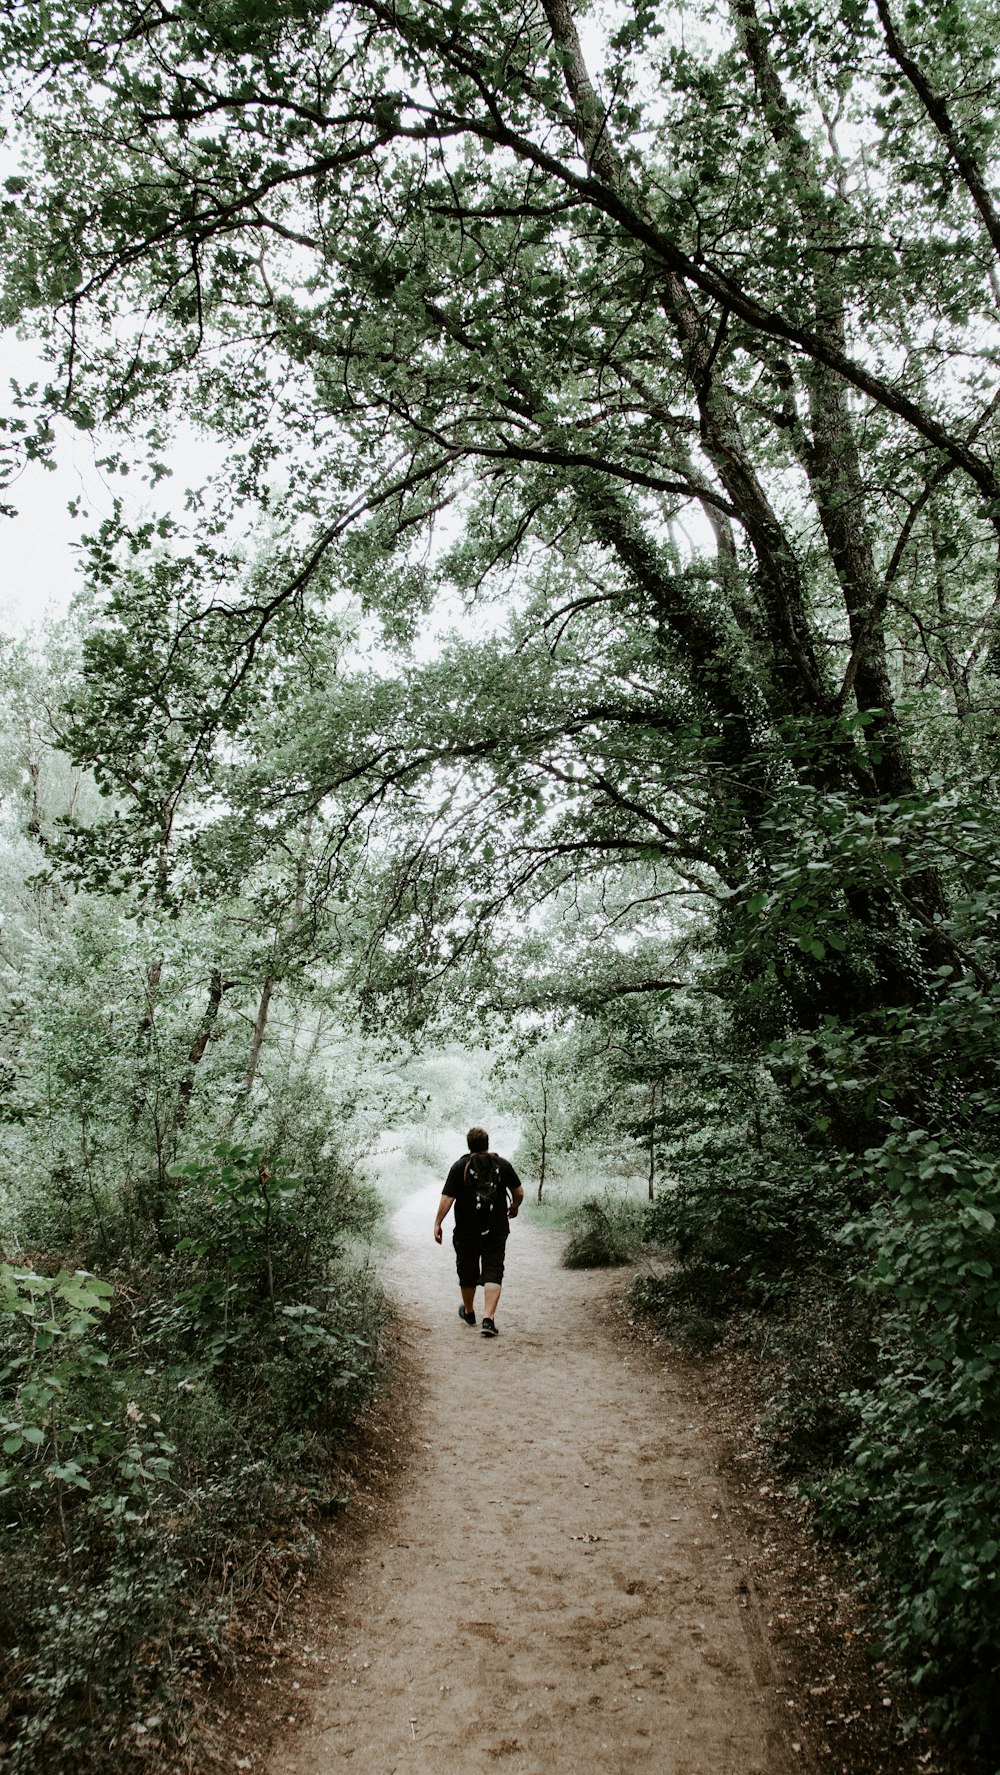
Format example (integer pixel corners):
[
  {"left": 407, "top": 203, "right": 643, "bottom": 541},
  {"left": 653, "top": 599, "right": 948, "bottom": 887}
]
[{"left": 265, "top": 1182, "right": 805, "bottom": 1775}]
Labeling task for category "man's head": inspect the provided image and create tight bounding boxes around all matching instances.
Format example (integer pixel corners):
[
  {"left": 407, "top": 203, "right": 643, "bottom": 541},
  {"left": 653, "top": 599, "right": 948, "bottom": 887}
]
[{"left": 467, "top": 1126, "right": 489, "bottom": 1153}]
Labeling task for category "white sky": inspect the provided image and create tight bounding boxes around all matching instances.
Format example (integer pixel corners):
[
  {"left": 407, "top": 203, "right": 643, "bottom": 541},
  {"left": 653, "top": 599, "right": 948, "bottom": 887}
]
[
  {"left": 0, "top": 341, "right": 103, "bottom": 635},
  {"left": 0, "top": 333, "right": 234, "bottom": 638}
]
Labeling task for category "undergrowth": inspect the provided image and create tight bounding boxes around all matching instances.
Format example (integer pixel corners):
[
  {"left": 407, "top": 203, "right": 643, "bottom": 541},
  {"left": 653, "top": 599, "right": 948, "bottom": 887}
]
[
  {"left": 0, "top": 1139, "right": 388, "bottom": 1773},
  {"left": 560, "top": 1126, "right": 1000, "bottom": 1760}
]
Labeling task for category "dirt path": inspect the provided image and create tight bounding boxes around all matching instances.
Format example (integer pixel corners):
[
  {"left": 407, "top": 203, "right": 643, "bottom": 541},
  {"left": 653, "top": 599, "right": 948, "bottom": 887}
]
[{"left": 268, "top": 1182, "right": 802, "bottom": 1775}]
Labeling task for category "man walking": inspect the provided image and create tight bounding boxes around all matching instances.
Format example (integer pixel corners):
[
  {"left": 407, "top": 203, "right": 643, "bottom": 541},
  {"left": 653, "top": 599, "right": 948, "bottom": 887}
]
[{"left": 434, "top": 1127, "right": 524, "bottom": 1337}]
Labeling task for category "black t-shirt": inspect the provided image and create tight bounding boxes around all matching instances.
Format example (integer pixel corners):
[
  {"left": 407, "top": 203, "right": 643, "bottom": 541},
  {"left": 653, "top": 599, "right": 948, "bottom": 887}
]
[{"left": 444, "top": 1152, "right": 522, "bottom": 1236}]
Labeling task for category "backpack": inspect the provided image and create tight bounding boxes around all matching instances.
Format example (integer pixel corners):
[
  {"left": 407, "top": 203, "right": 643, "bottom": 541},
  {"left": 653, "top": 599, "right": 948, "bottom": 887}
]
[{"left": 464, "top": 1151, "right": 505, "bottom": 1232}]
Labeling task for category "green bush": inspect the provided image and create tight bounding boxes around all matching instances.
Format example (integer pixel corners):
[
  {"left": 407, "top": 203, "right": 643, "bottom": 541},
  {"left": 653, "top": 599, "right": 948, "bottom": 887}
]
[
  {"left": 811, "top": 1132, "right": 1000, "bottom": 1749},
  {"left": 637, "top": 1119, "right": 1000, "bottom": 1756},
  {"left": 0, "top": 1140, "right": 388, "bottom": 1773},
  {"left": 562, "top": 1197, "right": 645, "bottom": 1268},
  {"left": 642, "top": 1155, "right": 856, "bottom": 1316}
]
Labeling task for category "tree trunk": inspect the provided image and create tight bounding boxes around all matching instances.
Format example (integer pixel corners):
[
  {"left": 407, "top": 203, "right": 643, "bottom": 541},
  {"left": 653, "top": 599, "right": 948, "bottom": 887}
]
[
  {"left": 132, "top": 797, "right": 175, "bottom": 1125},
  {"left": 542, "top": 0, "right": 866, "bottom": 805},
  {"left": 25, "top": 716, "right": 44, "bottom": 844},
  {"left": 242, "top": 973, "right": 275, "bottom": 1101},
  {"left": 174, "top": 969, "right": 226, "bottom": 1134},
  {"left": 648, "top": 1081, "right": 658, "bottom": 1202},
  {"left": 131, "top": 956, "right": 163, "bottom": 1128},
  {"left": 537, "top": 1078, "right": 548, "bottom": 1203}
]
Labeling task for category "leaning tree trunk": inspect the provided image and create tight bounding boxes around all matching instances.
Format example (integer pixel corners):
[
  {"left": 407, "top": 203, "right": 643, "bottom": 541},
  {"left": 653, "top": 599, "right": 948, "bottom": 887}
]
[
  {"left": 648, "top": 1080, "right": 658, "bottom": 1202},
  {"left": 537, "top": 1078, "right": 549, "bottom": 1203},
  {"left": 174, "top": 969, "right": 227, "bottom": 1136}
]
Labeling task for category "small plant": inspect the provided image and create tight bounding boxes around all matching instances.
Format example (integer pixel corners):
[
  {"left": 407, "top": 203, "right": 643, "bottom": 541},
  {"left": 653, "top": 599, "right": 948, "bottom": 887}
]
[
  {"left": 169, "top": 1142, "right": 299, "bottom": 1310},
  {"left": 0, "top": 1264, "right": 115, "bottom": 1506}
]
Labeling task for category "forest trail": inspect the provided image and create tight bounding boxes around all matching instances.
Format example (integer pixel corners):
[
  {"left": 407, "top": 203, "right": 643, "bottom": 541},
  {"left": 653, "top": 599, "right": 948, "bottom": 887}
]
[{"left": 267, "top": 1181, "right": 800, "bottom": 1775}]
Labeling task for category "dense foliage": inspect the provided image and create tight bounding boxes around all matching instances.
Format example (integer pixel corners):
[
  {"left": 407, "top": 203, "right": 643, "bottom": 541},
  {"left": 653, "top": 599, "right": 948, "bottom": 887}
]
[
  {"left": 2, "top": 0, "right": 1000, "bottom": 1753},
  {"left": 0, "top": 642, "right": 389, "bottom": 1771}
]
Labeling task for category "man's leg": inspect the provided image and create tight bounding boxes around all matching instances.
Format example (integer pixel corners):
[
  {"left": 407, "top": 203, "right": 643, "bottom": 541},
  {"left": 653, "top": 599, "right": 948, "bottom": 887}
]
[
  {"left": 454, "top": 1233, "right": 480, "bottom": 1321},
  {"left": 480, "top": 1236, "right": 507, "bottom": 1331}
]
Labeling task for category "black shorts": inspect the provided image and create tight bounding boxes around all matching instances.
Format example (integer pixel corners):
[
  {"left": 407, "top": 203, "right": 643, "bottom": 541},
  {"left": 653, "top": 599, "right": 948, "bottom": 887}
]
[{"left": 453, "top": 1227, "right": 508, "bottom": 1288}]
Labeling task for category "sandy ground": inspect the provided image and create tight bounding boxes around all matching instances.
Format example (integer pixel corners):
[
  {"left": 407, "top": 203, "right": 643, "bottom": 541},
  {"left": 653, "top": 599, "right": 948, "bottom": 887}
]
[{"left": 267, "top": 1180, "right": 803, "bottom": 1775}]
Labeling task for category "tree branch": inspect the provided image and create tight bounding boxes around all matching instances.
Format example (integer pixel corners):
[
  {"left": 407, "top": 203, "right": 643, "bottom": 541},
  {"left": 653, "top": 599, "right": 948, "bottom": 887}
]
[{"left": 874, "top": 0, "right": 1000, "bottom": 261}]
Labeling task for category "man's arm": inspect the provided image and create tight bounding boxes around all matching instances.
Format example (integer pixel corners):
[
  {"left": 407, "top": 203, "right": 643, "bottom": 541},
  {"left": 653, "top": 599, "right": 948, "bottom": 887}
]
[
  {"left": 434, "top": 1195, "right": 455, "bottom": 1243},
  {"left": 501, "top": 1160, "right": 525, "bottom": 1219}
]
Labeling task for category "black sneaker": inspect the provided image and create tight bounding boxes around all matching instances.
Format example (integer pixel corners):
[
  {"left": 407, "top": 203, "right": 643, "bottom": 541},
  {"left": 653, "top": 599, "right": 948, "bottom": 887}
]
[
  {"left": 459, "top": 1305, "right": 476, "bottom": 1326},
  {"left": 481, "top": 1318, "right": 498, "bottom": 1338}
]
